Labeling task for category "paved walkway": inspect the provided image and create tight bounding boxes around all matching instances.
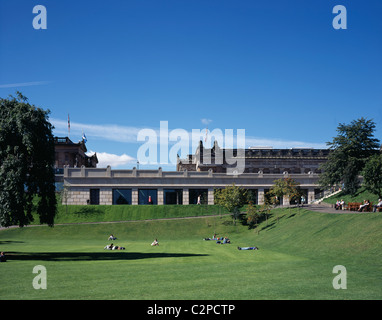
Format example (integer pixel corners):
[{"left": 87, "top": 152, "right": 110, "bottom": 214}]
[
  {"left": 303, "top": 204, "right": 363, "bottom": 214},
  {"left": 0, "top": 213, "right": 231, "bottom": 230}
]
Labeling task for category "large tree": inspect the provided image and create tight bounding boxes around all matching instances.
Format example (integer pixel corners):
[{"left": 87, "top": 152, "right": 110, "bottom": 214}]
[
  {"left": 0, "top": 92, "right": 57, "bottom": 227},
  {"left": 363, "top": 154, "right": 382, "bottom": 198},
  {"left": 268, "top": 177, "right": 301, "bottom": 205},
  {"left": 214, "top": 183, "right": 247, "bottom": 225},
  {"left": 319, "top": 118, "right": 380, "bottom": 195}
]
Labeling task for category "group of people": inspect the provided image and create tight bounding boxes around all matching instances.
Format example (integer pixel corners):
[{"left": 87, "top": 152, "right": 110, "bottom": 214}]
[
  {"left": 105, "top": 234, "right": 125, "bottom": 250},
  {"left": 203, "top": 234, "right": 231, "bottom": 244},
  {"left": 204, "top": 234, "right": 257, "bottom": 250},
  {"left": 105, "top": 234, "right": 160, "bottom": 250},
  {"left": 335, "top": 199, "right": 382, "bottom": 212},
  {"left": 335, "top": 199, "right": 346, "bottom": 210},
  {"left": 357, "top": 199, "right": 382, "bottom": 212},
  {"left": 104, "top": 243, "right": 125, "bottom": 250}
]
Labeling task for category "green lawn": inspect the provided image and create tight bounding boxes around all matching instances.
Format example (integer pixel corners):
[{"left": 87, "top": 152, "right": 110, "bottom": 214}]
[{"left": 1, "top": 207, "right": 381, "bottom": 300}]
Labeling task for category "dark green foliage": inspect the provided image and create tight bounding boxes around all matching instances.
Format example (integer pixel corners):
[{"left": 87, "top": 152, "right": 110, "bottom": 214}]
[
  {"left": 319, "top": 118, "right": 380, "bottom": 195},
  {"left": 0, "top": 92, "right": 57, "bottom": 227},
  {"left": 363, "top": 154, "right": 382, "bottom": 198}
]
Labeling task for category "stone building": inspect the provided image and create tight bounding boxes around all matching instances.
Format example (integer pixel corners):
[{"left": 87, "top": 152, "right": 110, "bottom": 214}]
[
  {"left": 62, "top": 141, "right": 330, "bottom": 206},
  {"left": 63, "top": 166, "right": 322, "bottom": 206},
  {"left": 54, "top": 136, "right": 98, "bottom": 190},
  {"left": 54, "top": 137, "right": 98, "bottom": 169},
  {"left": 177, "top": 141, "right": 330, "bottom": 174}
]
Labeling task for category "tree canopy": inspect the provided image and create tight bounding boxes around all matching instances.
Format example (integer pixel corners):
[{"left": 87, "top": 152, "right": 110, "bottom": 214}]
[
  {"left": 363, "top": 154, "right": 382, "bottom": 198},
  {"left": 214, "top": 183, "right": 247, "bottom": 225},
  {"left": 0, "top": 92, "right": 57, "bottom": 227},
  {"left": 268, "top": 177, "right": 301, "bottom": 205},
  {"left": 319, "top": 118, "right": 380, "bottom": 195}
]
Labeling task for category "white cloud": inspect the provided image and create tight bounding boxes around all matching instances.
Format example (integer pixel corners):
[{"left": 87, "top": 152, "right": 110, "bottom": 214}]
[
  {"left": 52, "top": 118, "right": 327, "bottom": 168},
  {"left": 51, "top": 118, "right": 142, "bottom": 143},
  {"left": 87, "top": 151, "right": 135, "bottom": 168},
  {"left": 0, "top": 81, "right": 51, "bottom": 88},
  {"left": 245, "top": 136, "right": 326, "bottom": 149},
  {"left": 201, "top": 118, "right": 213, "bottom": 125}
]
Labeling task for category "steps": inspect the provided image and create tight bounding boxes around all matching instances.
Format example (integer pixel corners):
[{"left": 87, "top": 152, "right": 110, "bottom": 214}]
[{"left": 311, "top": 189, "right": 342, "bottom": 204}]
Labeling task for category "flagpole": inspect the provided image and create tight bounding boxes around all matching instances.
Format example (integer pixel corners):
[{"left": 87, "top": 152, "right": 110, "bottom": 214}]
[{"left": 68, "top": 114, "right": 70, "bottom": 139}]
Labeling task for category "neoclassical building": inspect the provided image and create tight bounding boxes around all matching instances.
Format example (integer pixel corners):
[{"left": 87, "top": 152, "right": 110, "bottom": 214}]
[
  {"left": 63, "top": 166, "right": 323, "bottom": 206},
  {"left": 54, "top": 137, "right": 98, "bottom": 169},
  {"left": 62, "top": 142, "right": 330, "bottom": 206},
  {"left": 177, "top": 141, "right": 330, "bottom": 174}
]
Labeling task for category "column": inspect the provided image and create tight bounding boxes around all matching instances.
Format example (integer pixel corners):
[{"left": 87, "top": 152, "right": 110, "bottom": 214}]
[
  {"left": 308, "top": 188, "right": 315, "bottom": 204},
  {"left": 157, "top": 188, "right": 164, "bottom": 205},
  {"left": 183, "top": 188, "right": 189, "bottom": 205},
  {"left": 132, "top": 188, "right": 138, "bottom": 205},
  {"left": 258, "top": 188, "right": 265, "bottom": 205},
  {"left": 283, "top": 195, "right": 290, "bottom": 206},
  {"left": 208, "top": 188, "right": 214, "bottom": 205}
]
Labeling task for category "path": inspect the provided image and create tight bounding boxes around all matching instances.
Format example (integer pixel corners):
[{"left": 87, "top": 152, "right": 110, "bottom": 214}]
[
  {"left": 1, "top": 204, "right": 372, "bottom": 231},
  {"left": 0, "top": 214, "right": 231, "bottom": 230}
]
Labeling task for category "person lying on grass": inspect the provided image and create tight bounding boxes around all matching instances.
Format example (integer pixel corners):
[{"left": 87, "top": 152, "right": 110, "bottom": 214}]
[
  {"left": 151, "top": 239, "right": 159, "bottom": 246},
  {"left": 216, "top": 237, "right": 231, "bottom": 244},
  {"left": 104, "top": 243, "right": 125, "bottom": 250},
  {"left": 237, "top": 246, "right": 258, "bottom": 250}
]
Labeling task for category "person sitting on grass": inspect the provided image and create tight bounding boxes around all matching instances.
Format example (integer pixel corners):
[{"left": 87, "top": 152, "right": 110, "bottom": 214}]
[
  {"left": 237, "top": 246, "right": 258, "bottom": 250},
  {"left": 204, "top": 234, "right": 218, "bottom": 241},
  {"left": 108, "top": 234, "right": 117, "bottom": 240},
  {"left": 0, "top": 252, "right": 6, "bottom": 262},
  {"left": 151, "top": 239, "right": 159, "bottom": 246},
  {"left": 223, "top": 237, "right": 231, "bottom": 244}
]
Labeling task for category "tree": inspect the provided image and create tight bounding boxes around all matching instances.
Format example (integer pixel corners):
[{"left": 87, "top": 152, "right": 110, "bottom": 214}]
[
  {"left": 319, "top": 118, "right": 380, "bottom": 195},
  {"left": 214, "top": 184, "right": 247, "bottom": 225},
  {"left": 363, "top": 154, "right": 382, "bottom": 198},
  {"left": 0, "top": 92, "right": 57, "bottom": 227},
  {"left": 246, "top": 201, "right": 271, "bottom": 229},
  {"left": 269, "top": 177, "right": 300, "bottom": 205}
]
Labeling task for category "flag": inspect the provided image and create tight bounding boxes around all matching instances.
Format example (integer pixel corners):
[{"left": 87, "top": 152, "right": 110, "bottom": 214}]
[
  {"left": 82, "top": 132, "right": 87, "bottom": 143},
  {"left": 68, "top": 114, "right": 70, "bottom": 137}
]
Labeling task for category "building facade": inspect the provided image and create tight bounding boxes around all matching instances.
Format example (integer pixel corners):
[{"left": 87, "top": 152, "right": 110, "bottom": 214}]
[
  {"left": 177, "top": 141, "right": 330, "bottom": 174},
  {"left": 54, "top": 137, "right": 98, "bottom": 169},
  {"left": 63, "top": 166, "right": 322, "bottom": 206}
]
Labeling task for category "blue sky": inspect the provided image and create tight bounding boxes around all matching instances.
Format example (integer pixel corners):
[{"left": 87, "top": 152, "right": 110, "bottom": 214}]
[{"left": 1, "top": 0, "right": 381, "bottom": 169}]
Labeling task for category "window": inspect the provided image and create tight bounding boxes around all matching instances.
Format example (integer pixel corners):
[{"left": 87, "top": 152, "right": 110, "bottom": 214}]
[
  {"left": 189, "top": 189, "right": 208, "bottom": 205},
  {"left": 138, "top": 189, "right": 158, "bottom": 205},
  {"left": 113, "top": 189, "right": 132, "bottom": 205},
  {"left": 164, "top": 189, "right": 183, "bottom": 205},
  {"left": 89, "top": 189, "right": 100, "bottom": 205}
]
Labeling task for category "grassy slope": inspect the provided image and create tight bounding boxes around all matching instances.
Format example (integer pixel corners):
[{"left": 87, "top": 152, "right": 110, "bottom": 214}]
[
  {"left": 33, "top": 204, "right": 228, "bottom": 225},
  {"left": 323, "top": 187, "right": 380, "bottom": 205},
  {"left": 1, "top": 207, "right": 381, "bottom": 300}
]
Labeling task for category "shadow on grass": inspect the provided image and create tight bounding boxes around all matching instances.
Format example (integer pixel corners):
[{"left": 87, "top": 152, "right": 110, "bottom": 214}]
[{"left": 6, "top": 251, "right": 208, "bottom": 262}]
